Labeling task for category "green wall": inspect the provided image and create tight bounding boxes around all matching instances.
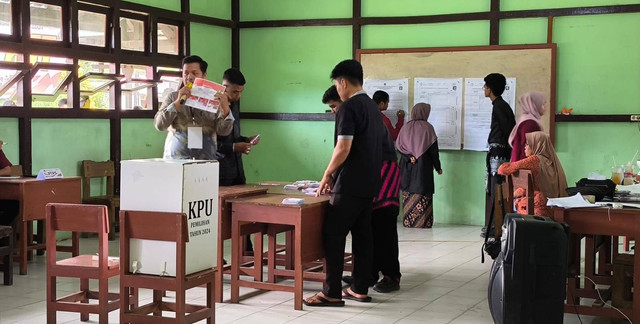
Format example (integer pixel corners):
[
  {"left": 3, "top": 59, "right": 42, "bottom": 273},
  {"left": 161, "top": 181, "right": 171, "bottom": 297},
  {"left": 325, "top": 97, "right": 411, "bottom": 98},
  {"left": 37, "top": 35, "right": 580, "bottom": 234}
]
[
  {"left": 123, "top": 0, "right": 181, "bottom": 11},
  {"left": 0, "top": 118, "right": 19, "bottom": 163},
  {"left": 237, "top": 1, "right": 640, "bottom": 225}
]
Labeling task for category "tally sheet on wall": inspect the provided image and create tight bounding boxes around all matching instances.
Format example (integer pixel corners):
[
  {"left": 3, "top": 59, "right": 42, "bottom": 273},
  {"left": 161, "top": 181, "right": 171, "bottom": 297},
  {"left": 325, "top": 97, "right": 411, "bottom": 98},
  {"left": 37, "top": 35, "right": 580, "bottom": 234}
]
[
  {"left": 463, "top": 78, "right": 516, "bottom": 151},
  {"left": 413, "top": 78, "right": 463, "bottom": 150},
  {"left": 363, "top": 79, "right": 409, "bottom": 125}
]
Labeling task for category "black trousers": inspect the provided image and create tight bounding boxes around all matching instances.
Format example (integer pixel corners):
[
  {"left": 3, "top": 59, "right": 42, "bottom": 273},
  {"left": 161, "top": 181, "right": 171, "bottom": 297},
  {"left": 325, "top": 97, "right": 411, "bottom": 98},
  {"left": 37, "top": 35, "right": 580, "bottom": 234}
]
[
  {"left": 322, "top": 193, "right": 373, "bottom": 298},
  {"left": 371, "top": 205, "right": 401, "bottom": 281}
]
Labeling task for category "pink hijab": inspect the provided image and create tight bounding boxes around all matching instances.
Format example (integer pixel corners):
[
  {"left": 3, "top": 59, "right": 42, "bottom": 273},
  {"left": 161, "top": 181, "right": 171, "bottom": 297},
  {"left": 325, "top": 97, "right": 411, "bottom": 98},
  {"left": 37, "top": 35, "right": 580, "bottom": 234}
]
[
  {"left": 508, "top": 91, "right": 546, "bottom": 147},
  {"left": 395, "top": 103, "right": 437, "bottom": 160}
]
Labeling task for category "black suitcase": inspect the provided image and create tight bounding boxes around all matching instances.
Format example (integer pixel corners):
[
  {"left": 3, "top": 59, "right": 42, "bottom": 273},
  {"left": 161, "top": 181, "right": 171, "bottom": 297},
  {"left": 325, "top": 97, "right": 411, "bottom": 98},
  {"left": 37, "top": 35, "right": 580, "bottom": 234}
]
[{"left": 488, "top": 214, "right": 569, "bottom": 324}]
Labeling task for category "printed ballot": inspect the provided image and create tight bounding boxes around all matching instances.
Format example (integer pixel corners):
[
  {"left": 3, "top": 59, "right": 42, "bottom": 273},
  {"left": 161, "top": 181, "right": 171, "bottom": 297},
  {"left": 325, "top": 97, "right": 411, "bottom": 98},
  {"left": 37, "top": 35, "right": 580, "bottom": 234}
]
[{"left": 184, "top": 78, "right": 226, "bottom": 113}]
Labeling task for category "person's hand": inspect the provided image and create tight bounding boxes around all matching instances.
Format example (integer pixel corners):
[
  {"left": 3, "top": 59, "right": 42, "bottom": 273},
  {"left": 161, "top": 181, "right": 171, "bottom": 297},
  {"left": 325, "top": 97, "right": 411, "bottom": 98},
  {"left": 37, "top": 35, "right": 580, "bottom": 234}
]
[
  {"left": 234, "top": 142, "right": 252, "bottom": 154},
  {"left": 173, "top": 85, "right": 192, "bottom": 111},
  {"left": 397, "top": 110, "right": 405, "bottom": 119},
  {"left": 316, "top": 174, "right": 334, "bottom": 197},
  {"left": 247, "top": 135, "right": 260, "bottom": 145},
  {"left": 410, "top": 156, "right": 416, "bottom": 164},
  {"left": 437, "top": 169, "right": 443, "bottom": 175},
  {"left": 216, "top": 92, "right": 230, "bottom": 117}
]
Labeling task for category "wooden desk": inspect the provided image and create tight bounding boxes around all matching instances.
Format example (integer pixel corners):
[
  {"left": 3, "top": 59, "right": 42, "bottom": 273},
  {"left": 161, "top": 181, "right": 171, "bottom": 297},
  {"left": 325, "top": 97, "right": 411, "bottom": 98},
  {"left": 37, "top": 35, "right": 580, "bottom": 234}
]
[
  {"left": 216, "top": 185, "right": 268, "bottom": 302},
  {"left": 230, "top": 194, "right": 329, "bottom": 310},
  {"left": 551, "top": 206, "right": 640, "bottom": 322},
  {"left": 0, "top": 177, "right": 81, "bottom": 274}
]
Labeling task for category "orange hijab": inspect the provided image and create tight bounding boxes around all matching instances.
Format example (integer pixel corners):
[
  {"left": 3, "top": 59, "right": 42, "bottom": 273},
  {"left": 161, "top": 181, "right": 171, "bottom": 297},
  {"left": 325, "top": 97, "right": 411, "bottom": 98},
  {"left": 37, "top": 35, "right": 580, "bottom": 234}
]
[{"left": 525, "top": 131, "right": 568, "bottom": 198}]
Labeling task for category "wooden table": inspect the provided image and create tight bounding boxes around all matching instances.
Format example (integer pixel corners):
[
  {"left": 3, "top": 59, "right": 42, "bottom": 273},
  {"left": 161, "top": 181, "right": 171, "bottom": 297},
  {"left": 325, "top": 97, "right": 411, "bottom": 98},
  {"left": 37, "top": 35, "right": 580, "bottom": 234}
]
[
  {"left": 230, "top": 194, "right": 329, "bottom": 310},
  {"left": 551, "top": 206, "right": 640, "bottom": 322},
  {"left": 0, "top": 177, "right": 81, "bottom": 274},
  {"left": 215, "top": 185, "right": 268, "bottom": 302}
]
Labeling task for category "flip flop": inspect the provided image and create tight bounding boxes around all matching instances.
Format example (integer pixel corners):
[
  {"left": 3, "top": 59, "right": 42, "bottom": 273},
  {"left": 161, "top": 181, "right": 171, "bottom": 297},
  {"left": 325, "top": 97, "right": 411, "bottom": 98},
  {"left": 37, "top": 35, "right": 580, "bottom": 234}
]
[
  {"left": 302, "top": 293, "right": 345, "bottom": 307},
  {"left": 342, "top": 288, "right": 372, "bottom": 303}
]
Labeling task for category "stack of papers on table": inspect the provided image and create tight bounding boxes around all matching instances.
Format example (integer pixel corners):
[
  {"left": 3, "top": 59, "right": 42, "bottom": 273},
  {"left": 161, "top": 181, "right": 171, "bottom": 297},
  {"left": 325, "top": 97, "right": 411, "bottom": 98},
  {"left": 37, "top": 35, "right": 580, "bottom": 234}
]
[{"left": 546, "top": 193, "right": 598, "bottom": 209}]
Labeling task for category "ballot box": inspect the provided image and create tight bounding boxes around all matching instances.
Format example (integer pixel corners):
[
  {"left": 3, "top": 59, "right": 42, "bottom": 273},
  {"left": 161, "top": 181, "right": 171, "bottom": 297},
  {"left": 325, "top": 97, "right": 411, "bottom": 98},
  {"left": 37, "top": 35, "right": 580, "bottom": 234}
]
[{"left": 120, "top": 158, "right": 218, "bottom": 276}]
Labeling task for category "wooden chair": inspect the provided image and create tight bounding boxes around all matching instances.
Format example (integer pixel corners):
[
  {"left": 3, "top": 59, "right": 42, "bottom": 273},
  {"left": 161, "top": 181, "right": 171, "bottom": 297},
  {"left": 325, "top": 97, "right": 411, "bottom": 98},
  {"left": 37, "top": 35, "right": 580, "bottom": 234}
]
[
  {"left": 119, "top": 210, "right": 215, "bottom": 324},
  {"left": 9, "top": 164, "right": 23, "bottom": 176},
  {"left": 0, "top": 225, "right": 13, "bottom": 285},
  {"left": 506, "top": 170, "right": 535, "bottom": 215},
  {"left": 82, "top": 160, "right": 119, "bottom": 240},
  {"left": 46, "top": 203, "right": 134, "bottom": 324}
]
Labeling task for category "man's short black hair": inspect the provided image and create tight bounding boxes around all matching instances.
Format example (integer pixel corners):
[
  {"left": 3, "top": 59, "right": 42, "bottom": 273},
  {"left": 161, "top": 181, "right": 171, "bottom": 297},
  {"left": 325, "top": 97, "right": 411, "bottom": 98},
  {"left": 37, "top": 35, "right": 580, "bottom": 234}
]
[
  {"left": 484, "top": 73, "right": 506, "bottom": 96},
  {"left": 182, "top": 55, "right": 208, "bottom": 74},
  {"left": 322, "top": 85, "right": 341, "bottom": 104},
  {"left": 222, "top": 68, "right": 246, "bottom": 86},
  {"left": 372, "top": 90, "right": 389, "bottom": 104},
  {"left": 330, "top": 59, "right": 363, "bottom": 86}
]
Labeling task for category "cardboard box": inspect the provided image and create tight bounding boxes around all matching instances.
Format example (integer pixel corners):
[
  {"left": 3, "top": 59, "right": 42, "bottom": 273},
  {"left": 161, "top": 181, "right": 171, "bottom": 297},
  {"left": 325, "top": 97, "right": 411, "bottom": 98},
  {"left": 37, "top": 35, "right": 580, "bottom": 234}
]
[{"left": 120, "top": 158, "right": 218, "bottom": 276}]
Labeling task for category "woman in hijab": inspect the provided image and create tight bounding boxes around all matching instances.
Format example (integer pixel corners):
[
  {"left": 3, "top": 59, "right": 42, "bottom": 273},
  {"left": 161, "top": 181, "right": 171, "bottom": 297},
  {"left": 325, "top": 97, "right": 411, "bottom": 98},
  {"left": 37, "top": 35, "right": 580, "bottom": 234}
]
[
  {"left": 509, "top": 91, "right": 546, "bottom": 162},
  {"left": 396, "top": 103, "right": 442, "bottom": 228},
  {"left": 498, "top": 131, "right": 568, "bottom": 217}
]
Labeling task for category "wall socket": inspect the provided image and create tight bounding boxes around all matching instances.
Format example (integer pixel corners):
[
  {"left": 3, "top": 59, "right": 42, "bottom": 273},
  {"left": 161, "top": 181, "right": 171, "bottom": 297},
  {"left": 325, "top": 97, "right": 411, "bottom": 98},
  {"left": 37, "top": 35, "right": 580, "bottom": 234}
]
[{"left": 632, "top": 115, "right": 640, "bottom": 122}]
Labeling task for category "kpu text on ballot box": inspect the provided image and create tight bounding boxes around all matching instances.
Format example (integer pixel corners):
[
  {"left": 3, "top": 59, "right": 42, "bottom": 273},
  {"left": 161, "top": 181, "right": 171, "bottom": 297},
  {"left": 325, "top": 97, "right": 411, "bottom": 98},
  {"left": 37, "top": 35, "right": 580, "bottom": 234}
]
[{"left": 120, "top": 159, "right": 218, "bottom": 276}]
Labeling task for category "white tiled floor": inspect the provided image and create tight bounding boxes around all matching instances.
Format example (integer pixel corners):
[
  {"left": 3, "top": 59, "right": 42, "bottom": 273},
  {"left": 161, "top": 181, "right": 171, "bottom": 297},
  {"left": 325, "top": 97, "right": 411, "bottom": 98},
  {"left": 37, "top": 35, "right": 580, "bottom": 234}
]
[{"left": 0, "top": 224, "right": 621, "bottom": 323}]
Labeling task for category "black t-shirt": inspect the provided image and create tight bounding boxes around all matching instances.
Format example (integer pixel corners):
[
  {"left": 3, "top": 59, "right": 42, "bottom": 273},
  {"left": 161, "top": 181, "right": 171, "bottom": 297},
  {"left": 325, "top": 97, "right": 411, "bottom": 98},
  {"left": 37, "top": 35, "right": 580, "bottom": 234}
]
[
  {"left": 488, "top": 96, "right": 516, "bottom": 145},
  {"left": 332, "top": 93, "right": 384, "bottom": 198}
]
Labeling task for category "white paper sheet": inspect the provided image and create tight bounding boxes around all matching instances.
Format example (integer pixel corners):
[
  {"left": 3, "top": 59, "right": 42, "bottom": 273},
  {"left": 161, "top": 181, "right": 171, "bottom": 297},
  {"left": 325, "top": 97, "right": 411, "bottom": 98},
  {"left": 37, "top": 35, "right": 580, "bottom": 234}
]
[
  {"left": 413, "top": 78, "right": 463, "bottom": 150},
  {"left": 462, "top": 78, "right": 516, "bottom": 151},
  {"left": 546, "top": 193, "right": 598, "bottom": 209},
  {"left": 363, "top": 79, "right": 409, "bottom": 125}
]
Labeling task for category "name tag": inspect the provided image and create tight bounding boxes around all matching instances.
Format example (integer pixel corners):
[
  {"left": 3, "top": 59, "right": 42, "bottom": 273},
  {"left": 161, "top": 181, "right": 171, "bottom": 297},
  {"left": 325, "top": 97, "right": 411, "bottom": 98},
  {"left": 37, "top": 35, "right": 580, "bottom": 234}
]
[
  {"left": 37, "top": 168, "right": 63, "bottom": 180},
  {"left": 188, "top": 127, "right": 203, "bottom": 149}
]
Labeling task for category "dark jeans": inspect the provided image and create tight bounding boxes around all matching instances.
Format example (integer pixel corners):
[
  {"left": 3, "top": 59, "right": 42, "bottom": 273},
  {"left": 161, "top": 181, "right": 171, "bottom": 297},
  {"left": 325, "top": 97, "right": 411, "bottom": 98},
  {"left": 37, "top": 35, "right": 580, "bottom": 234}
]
[
  {"left": 372, "top": 205, "right": 401, "bottom": 281},
  {"left": 322, "top": 193, "right": 373, "bottom": 298}
]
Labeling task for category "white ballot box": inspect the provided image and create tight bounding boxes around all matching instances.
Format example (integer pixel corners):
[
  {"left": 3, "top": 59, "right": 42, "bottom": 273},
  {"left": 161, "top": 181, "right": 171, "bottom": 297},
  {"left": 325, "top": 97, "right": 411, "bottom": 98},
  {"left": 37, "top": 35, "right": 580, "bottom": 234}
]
[{"left": 120, "top": 158, "right": 218, "bottom": 276}]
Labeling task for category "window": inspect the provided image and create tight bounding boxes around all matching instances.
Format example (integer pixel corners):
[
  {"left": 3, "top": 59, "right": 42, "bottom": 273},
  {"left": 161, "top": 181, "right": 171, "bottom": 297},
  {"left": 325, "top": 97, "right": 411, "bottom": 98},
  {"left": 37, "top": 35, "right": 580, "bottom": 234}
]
[
  {"left": 120, "top": 17, "right": 145, "bottom": 52},
  {"left": 121, "top": 64, "right": 156, "bottom": 110},
  {"left": 30, "top": 55, "right": 72, "bottom": 108},
  {"left": 0, "top": 0, "right": 11, "bottom": 36},
  {"left": 78, "top": 10, "right": 106, "bottom": 47},
  {"left": 157, "top": 23, "right": 179, "bottom": 55},
  {"left": 78, "top": 60, "right": 118, "bottom": 109},
  {"left": 30, "top": 2, "right": 63, "bottom": 41},
  {"left": 158, "top": 74, "right": 181, "bottom": 107}
]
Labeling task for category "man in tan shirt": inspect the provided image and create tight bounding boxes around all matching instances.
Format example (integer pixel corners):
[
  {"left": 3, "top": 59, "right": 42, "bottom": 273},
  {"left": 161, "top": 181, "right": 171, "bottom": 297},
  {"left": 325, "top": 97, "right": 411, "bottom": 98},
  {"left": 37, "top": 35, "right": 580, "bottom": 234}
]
[{"left": 154, "top": 55, "right": 234, "bottom": 159}]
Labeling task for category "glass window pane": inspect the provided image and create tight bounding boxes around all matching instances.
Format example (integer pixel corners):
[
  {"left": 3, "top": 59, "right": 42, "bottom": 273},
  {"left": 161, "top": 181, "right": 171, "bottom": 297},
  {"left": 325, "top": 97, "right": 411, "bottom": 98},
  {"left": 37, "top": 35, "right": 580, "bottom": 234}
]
[
  {"left": 121, "top": 64, "right": 152, "bottom": 80},
  {"left": 30, "top": 2, "right": 63, "bottom": 41},
  {"left": 157, "top": 23, "right": 179, "bottom": 55},
  {"left": 121, "top": 85, "right": 151, "bottom": 110},
  {"left": 0, "top": 1, "right": 11, "bottom": 36},
  {"left": 79, "top": 10, "right": 106, "bottom": 47},
  {"left": 158, "top": 75, "right": 180, "bottom": 107},
  {"left": 120, "top": 17, "right": 145, "bottom": 51},
  {"left": 30, "top": 55, "right": 72, "bottom": 64},
  {"left": 0, "top": 69, "right": 22, "bottom": 107},
  {"left": 79, "top": 60, "right": 114, "bottom": 74},
  {"left": 31, "top": 69, "right": 70, "bottom": 95},
  {"left": 0, "top": 52, "right": 24, "bottom": 63},
  {"left": 32, "top": 92, "right": 68, "bottom": 108}
]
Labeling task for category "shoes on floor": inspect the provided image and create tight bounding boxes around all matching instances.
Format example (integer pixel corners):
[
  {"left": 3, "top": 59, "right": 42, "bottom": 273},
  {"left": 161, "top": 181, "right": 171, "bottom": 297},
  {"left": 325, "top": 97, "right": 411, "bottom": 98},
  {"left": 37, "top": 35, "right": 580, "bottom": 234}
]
[{"left": 373, "top": 277, "right": 400, "bottom": 293}]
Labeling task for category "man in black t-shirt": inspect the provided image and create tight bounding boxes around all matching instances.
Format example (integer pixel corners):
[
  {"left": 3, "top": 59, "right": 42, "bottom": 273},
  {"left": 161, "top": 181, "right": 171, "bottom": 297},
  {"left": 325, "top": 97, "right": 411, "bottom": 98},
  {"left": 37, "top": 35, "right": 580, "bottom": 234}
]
[{"left": 304, "top": 60, "right": 384, "bottom": 307}]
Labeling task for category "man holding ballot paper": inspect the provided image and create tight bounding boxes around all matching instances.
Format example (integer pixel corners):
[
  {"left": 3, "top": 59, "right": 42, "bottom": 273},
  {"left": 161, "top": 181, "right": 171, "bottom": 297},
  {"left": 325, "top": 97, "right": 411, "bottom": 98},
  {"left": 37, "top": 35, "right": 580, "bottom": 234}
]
[{"left": 154, "top": 55, "right": 234, "bottom": 160}]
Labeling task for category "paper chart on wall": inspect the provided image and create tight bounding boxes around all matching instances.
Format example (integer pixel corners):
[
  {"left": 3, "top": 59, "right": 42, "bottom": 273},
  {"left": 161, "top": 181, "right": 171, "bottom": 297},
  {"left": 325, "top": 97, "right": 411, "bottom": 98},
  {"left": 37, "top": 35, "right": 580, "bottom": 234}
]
[
  {"left": 462, "top": 78, "right": 516, "bottom": 151},
  {"left": 413, "top": 78, "right": 463, "bottom": 150},
  {"left": 363, "top": 79, "right": 409, "bottom": 125}
]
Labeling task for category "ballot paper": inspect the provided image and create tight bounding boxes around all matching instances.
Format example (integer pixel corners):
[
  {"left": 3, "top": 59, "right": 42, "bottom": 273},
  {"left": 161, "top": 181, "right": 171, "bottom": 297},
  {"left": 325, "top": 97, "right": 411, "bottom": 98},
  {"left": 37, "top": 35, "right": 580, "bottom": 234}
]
[
  {"left": 184, "top": 78, "right": 226, "bottom": 113},
  {"left": 546, "top": 193, "right": 598, "bottom": 209}
]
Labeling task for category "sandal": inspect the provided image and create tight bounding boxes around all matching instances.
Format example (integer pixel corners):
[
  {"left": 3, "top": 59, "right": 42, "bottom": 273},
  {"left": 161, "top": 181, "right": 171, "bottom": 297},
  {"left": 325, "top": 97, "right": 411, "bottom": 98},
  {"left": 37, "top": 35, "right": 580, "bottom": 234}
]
[
  {"left": 342, "top": 288, "right": 372, "bottom": 302},
  {"left": 302, "top": 293, "right": 345, "bottom": 307}
]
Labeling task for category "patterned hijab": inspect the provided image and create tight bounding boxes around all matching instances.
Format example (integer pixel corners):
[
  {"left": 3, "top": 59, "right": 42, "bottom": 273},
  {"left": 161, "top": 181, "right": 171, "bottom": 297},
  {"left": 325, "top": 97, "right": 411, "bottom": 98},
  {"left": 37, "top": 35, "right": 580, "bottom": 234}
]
[
  {"left": 509, "top": 91, "right": 546, "bottom": 147},
  {"left": 525, "top": 131, "right": 568, "bottom": 198},
  {"left": 395, "top": 103, "right": 437, "bottom": 160}
]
